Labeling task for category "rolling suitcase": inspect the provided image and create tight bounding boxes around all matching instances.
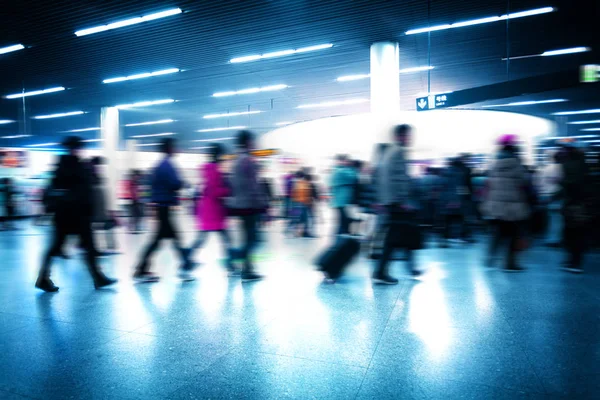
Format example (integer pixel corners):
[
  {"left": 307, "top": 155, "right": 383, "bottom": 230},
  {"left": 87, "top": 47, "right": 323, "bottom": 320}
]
[{"left": 315, "top": 235, "right": 361, "bottom": 280}]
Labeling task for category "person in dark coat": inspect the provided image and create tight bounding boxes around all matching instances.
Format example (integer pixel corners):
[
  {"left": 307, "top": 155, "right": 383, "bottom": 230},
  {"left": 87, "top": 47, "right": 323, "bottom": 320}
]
[
  {"left": 558, "top": 145, "right": 589, "bottom": 273},
  {"left": 36, "top": 136, "right": 117, "bottom": 292},
  {"left": 134, "top": 138, "right": 193, "bottom": 282}
]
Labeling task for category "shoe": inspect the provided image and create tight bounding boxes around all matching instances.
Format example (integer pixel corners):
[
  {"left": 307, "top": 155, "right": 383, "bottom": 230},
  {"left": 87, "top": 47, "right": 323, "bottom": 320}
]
[
  {"left": 409, "top": 269, "right": 423, "bottom": 277},
  {"left": 372, "top": 274, "right": 399, "bottom": 285},
  {"left": 94, "top": 276, "right": 117, "bottom": 289},
  {"left": 504, "top": 265, "right": 525, "bottom": 272},
  {"left": 562, "top": 265, "right": 583, "bottom": 274},
  {"left": 241, "top": 272, "right": 264, "bottom": 282},
  {"left": 133, "top": 272, "right": 160, "bottom": 283},
  {"left": 177, "top": 270, "right": 196, "bottom": 282},
  {"left": 35, "top": 278, "right": 59, "bottom": 292}
]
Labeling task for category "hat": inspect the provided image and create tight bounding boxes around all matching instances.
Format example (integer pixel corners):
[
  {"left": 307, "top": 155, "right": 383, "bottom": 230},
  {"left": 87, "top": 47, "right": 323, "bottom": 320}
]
[
  {"left": 62, "top": 135, "right": 84, "bottom": 150},
  {"left": 498, "top": 134, "right": 518, "bottom": 146}
]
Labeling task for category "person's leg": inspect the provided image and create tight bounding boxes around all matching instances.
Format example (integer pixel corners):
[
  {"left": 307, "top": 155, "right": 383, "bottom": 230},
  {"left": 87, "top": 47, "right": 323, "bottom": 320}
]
[
  {"left": 339, "top": 206, "right": 351, "bottom": 235},
  {"left": 373, "top": 222, "right": 398, "bottom": 284},
  {"left": 135, "top": 207, "right": 167, "bottom": 275},
  {"left": 162, "top": 206, "right": 190, "bottom": 266},
  {"left": 218, "top": 229, "right": 235, "bottom": 271},
  {"left": 36, "top": 222, "right": 68, "bottom": 290},
  {"left": 487, "top": 220, "right": 503, "bottom": 265},
  {"left": 79, "top": 219, "right": 115, "bottom": 287},
  {"left": 240, "top": 214, "right": 261, "bottom": 279},
  {"left": 190, "top": 230, "right": 208, "bottom": 254},
  {"left": 505, "top": 221, "right": 520, "bottom": 270}
]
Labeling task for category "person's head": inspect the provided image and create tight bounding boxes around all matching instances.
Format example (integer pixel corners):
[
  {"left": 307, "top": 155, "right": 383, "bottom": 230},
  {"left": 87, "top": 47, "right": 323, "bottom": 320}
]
[
  {"left": 336, "top": 154, "right": 349, "bottom": 167},
  {"left": 352, "top": 159, "right": 363, "bottom": 171},
  {"left": 237, "top": 130, "right": 254, "bottom": 151},
  {"left": 209, "top": 142, "right": 225, "bottom": 163},
  {"left": 161, "top": 137, "right": 176, "bottom": 156},
  {"left": 91, "top": 156, "right": 105, "bottom": 166},
  {"left": 497, "top": 134, "right": 519, "bottom": 155},
  {"left": 62, "top": 136, "right": 84, "bottom": 156},
  {"left": 393, "top": 124, "right": 412, "bottom": 147}
]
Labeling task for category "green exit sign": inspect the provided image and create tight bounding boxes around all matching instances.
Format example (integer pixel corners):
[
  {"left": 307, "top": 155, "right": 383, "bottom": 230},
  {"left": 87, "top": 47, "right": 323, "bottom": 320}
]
[{"left": 581, "top": 65, "right": 600, "bottom": 83}]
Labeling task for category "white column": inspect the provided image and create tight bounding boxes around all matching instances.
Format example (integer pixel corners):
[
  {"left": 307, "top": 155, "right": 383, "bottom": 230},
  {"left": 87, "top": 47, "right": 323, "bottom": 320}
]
[
  {"left": 126, "top": 139, "right": 138, "bottom": 171},
  {"left": 370, "top": 41, "right": 400, "bottom": 115},
  {"left": 101, "top": 107, "right": 120, "bottom": 210}
]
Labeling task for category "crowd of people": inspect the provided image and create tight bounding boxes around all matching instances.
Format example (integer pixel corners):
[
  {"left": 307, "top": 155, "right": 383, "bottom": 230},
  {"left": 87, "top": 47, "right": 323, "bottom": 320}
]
[{"left": 29, "top": 125, "right": 599, "bottom": 292}]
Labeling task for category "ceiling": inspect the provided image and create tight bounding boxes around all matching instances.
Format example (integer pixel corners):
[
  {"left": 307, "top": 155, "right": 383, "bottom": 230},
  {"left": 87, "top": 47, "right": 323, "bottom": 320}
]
[{"left": 0, "top": 0, "right": 598, "bottom": 151}]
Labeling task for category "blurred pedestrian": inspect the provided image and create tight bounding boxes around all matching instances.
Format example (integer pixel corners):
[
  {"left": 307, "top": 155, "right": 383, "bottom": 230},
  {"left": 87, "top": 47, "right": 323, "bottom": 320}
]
[
  {"left": 229, "top": 130, "right": 265, "bottom": 282},
  {"left": 189, "top": 143, "right": 235, "bottom": 273},
  {"left": 558, "top": 145, "right": 589, "bottom": 273},
  {"left": 538, "top": 151, "right": 564, "bottom": 247},
  {"left": 36, "top": 136, "right": 117, "bottom": 292},
  {"left": 330, "top": 155, "right": 357, "bottom": 235},
  {"left": 1, "top": 178, "right": 17, "bottom": 230},
  {"left": 291, "top": 171, "right": 314, "bottom": 237},
  {"left": 133, "top": 138, "right": 193, "bottom": 283},
  {"left": 374, "top": 124, "right": 422, "bottom": 284},
  {"left": 128, "top": 170, "right": 144, "bottom": 234},
  {"left": 482, "top": 134, "right": 530, "bottom": 272},
  {"left": 89, "top": 156, "right": 118, "bottom": 254}
]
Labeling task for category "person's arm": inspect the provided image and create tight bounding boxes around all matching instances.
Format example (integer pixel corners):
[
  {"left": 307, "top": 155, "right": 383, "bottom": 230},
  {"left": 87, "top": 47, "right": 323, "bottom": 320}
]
[{"left": 166, "top": 162, "right": 183, "bottom": 192}]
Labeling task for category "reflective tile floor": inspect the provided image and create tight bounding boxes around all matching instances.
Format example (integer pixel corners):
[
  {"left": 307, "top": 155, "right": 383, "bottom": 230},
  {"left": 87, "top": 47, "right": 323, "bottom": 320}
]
[{"left": 0, "top": 216, "right": 599, "bottom": 399}]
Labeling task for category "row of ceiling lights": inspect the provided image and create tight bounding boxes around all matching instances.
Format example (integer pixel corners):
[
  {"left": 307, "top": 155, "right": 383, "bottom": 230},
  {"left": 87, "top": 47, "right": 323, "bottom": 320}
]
[{"left": 1, "top": 4, "right": 596, "bottom": 146}]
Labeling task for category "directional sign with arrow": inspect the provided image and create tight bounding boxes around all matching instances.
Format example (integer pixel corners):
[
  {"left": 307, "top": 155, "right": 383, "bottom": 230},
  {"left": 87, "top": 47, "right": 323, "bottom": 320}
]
[{"left": 416, "top": 94, "right": 451, "bottom": 111}]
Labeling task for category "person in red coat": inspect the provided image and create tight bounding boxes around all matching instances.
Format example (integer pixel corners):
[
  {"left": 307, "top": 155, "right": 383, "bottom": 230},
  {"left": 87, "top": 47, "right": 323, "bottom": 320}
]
[{"left": 189, "top": 143, "right": 235, "bottom": 273}]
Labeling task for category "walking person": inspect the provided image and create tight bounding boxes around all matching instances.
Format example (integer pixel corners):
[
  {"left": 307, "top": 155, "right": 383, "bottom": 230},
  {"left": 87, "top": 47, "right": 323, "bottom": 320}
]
[
  {"left": 1, "top": 178, "right": 17, "bottom": 230},
  {"left": 189, "top": 143, "right": 235, "bottom": 273},
  {"left": 373, "top": 124, "right": 422, "bottom": 284},
  {"left": 128, "top": 170, "right": 144, "bottom": 234},
  {"left": 482, "top": 134, "right": 531, "bottom": 272},
  {"left": 292, "top": 171, "right": 314, "bottom": 237},
  {"left": 133, "top": 138, "right": 193, "bottom": 283},
  {"left": 229, "top": 130, "right": 265, "bottom": 282},
  {"left": 330, "top": 155, "right": 357, "bottom": 235},
  {"left": 35, "top": 136, "right": 117, "bottom": 292},
  {"left": 558, "top": 145, "right": 589, "bottom": 273},
  {"left": 539, "top": 151, "right": 564, "bottom": 247},
  {"left": 89, "top": 156, "right": 118, "bottom": 254}
]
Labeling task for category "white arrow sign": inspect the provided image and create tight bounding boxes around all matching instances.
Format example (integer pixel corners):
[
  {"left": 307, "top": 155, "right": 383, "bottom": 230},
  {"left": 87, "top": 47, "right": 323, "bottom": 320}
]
[{"left": 418, "top": 98, "right": 427, "bottom": 109}]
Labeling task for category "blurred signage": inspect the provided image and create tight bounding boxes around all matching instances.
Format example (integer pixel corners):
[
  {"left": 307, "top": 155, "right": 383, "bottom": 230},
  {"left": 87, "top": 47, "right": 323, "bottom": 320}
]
[
  {"left": 580, "top": 64, "right": 600, "bottom": 83},
  {"left": 416, "top": 93, "right": 452, "bottom": 111},
  {"left": 0, "top": 149, "right": 27, "bottom": 168}
]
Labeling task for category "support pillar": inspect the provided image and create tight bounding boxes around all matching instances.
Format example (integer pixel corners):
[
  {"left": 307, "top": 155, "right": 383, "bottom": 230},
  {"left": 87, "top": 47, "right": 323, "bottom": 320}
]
[
  {"left": 370, "top": 41, "right": 400, "bottom": 115},
  {"left": 126, "top": 139, "right": 138, "bottom": 171},
  {"left": 101, "top": 107, "right": 120, "bottom": 211}
]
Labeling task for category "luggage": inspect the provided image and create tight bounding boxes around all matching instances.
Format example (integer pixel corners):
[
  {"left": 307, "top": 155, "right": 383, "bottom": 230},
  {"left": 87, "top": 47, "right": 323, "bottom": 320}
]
[{"left": 315, "top": 236, "right": 360, "bottom": 280}]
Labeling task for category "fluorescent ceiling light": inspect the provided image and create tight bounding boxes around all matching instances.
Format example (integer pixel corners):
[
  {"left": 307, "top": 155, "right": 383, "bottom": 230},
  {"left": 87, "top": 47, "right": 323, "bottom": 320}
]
[
  {"left": 116, "top": 99, "right": 175, "bottom": 109},
  {"left": 0, "top": 44, "right": 25, "bottom": 55},
  {"left": 137, "top": 143, "right": 161, "bottom": 147},
  {"left": 67, "top": 127, "right": 101, "bottom": 132},
  {"left": 0, "top": 120, "right": 14, "bottom": 124},
  {"left": 545, "top": 135, "right": 597, "bottom": 140},
  {"left": 34, "top": 111, "right": 85, "bottom": 119},
  {"left": 82, "top": 139, "right": 103, "bottom": 143},
  {"left": 336, "top": 74, "right": 370, "bottom": 82},
  {"left": 482, "top": 99, "right": 567, "bottom": 108},
  {"left": 5, "top": 86, "right": 65, "bottom": 99},
  {"left": 582, "top": 128, "right": 600, "bottom": 132},
  {"left": 103, "top": 68, "right": 180, "bottom": 84},
  {"left": 190, "top": 146, "right": 210, "bottom": 150},
  {"left": 297, "top": 98, "right": 369, "bottom": 109},
  {"left": 230, "top": 43, "right": 333, "bottom": 63},
  {"left": 131, "top": 132, "right": 175, "bottom": 138},
  {"left": 568, "top": 120, "right": 600, "bottom": 125},
  {"left": 541, "top": 47, "right": 590, "bottom": 56},
  {"left": 203, "top": 111, "right": 261, "bottom": 119},
  {"left": 125, "top": 119, "right": 174, "bottom": 127},
  {"left": 28, "top": 142, "right": 59, "bottom": 147},
  {"left": 2, "top": 135, "right": 31, "bottom": 139},
  {"left": 405, "top": 6, "right": 554, "bottom": 35},
  {"left": 553, "top": 109, "right": 600, "bottom": 116},
  {"left": 399, "top": 65, "right": 434, "bottom": 73},
  {"left": 197, "top": 126, "right": 246, "bottom": 132},
  {"left": 213, "top": 84, "right": 287, "bottom": 97},
  {"left": 276, "top": 121, "right": 294, "bottom": 126},
  {"left": 337, "top": 66, "right": 434, "bottom": 82},
  {"left": 192, "top": 137, "right": 234, "bottom": 142},
  {"left": 75, "top": 8, "right": 182, "bottom": 37}
]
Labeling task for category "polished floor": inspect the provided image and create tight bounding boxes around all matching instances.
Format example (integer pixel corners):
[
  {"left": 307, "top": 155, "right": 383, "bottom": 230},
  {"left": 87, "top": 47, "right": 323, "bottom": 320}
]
[{"left": 0, "top": 214, "right": 599, "bottom": 399}]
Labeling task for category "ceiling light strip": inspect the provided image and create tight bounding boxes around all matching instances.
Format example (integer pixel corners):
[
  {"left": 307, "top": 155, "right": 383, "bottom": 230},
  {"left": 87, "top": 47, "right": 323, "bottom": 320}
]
[
  {"left": 2, "top": 135, "right": 31, "bottom": 139},
  {"left": 230, "top": 43, "right": 333, "bottom": 63},
  {"left": 297, "top": 98, "right": 369, "bottom": 109},
  {"left": 482, "top": 99, "right": 567, "bottom": 108},
  {"left": 5, "top": 86, "right": 65, "bottom": 99},
  {"left": 125, "top": 119, "right": 174, "bottom": 127},
  {"left": 116, "top": 99, "right": 175, "bottom": 109},
  {"left": 0, "top": 44, "right": 25, "bottom": 55},
  {"left": 0, "top": 120, "right": 15, "bottom": 124},
  {"left": 75, "top": 8, "right": 182, "bottom": 37},
  {"left": 568, "top": 120, "right": 600, "bottom": 125},
  {"left": 553, "top": 109, "right": 600, "bottom": 116},
  {"left": 337, "top": 66, "right": 433, "bottom": 82},
  {"left": 203, "top": 111, "right": 261, "bottom": 119},
  {"left": 33, "top": 111, "right": 85, "bottom": 119},
  {"left": 197, "top": 126, "right": 246, "bottom": 132},
  {"left": 131, "top": 132, "right": 175, "bottom": 138},
  {"left": 103, "top": 68, "right": 180, "bottom": 84},
  {"left": 67, "top": 127, "right": 101, "bottom": 132},
  {"left": 192, "top": 137, "right": 235, "bottom": 142},
  {"left": 213, "top": 84, "right": 287, "bottom": 97},
  {"left": 405, "top": 6, "right": 554, "bottom": 35}
]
